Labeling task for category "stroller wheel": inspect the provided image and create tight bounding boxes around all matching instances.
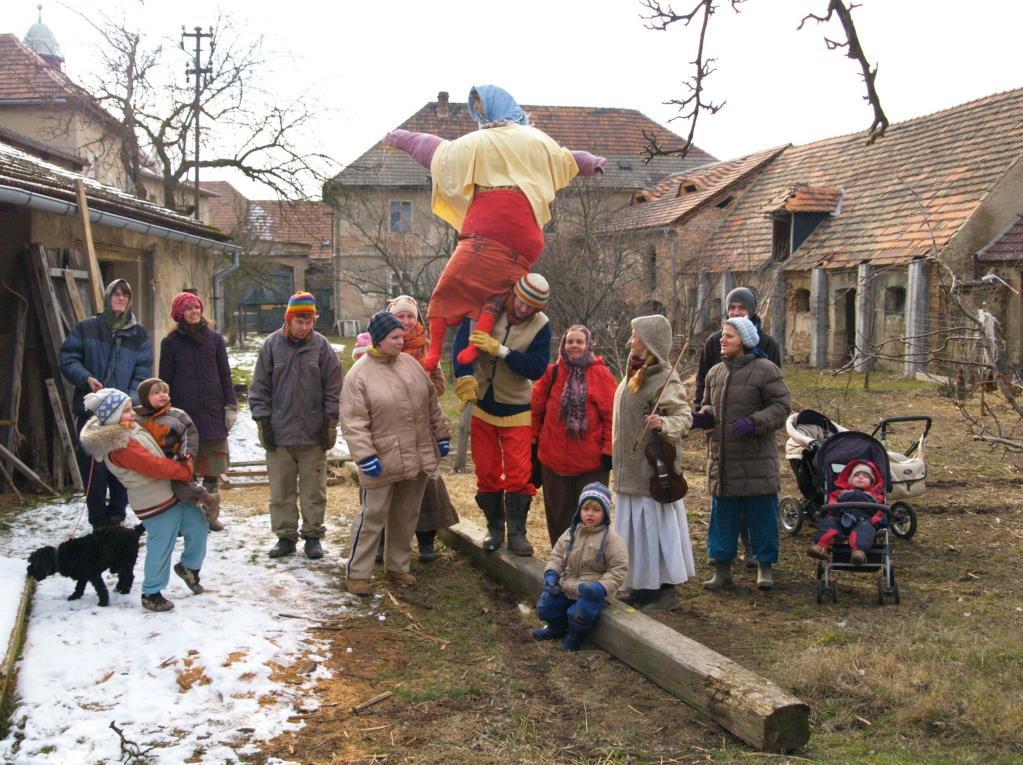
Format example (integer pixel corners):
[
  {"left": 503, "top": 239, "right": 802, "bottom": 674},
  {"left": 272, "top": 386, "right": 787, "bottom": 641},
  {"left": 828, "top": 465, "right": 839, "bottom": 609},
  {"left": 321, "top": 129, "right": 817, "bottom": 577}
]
[
  {"left": 778, "top": 496, "right": 803, "bottom": 536},
  {"left": 830, "top": 580, "right": 838, "bottom": 603},
  {"left": 890, "top": 501, "right": 918, "bottom": 540},
  {"left": 892, "top": 582, "right": 901, "bottom": 605}
]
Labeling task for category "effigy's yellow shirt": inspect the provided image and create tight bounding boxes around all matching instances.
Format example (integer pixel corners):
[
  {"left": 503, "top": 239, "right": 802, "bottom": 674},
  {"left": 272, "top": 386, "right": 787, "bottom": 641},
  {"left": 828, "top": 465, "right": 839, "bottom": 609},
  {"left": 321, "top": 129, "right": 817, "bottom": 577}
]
[{"left": 429, "top": 124, "right": 579, "bottom": 231}]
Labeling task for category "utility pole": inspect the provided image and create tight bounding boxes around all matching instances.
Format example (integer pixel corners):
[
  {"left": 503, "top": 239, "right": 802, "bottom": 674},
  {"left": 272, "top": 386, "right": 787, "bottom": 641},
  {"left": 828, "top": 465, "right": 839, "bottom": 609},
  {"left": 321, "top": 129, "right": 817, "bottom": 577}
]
[{"left": 181, "top": 25, "right": 213, "bottom": 220}]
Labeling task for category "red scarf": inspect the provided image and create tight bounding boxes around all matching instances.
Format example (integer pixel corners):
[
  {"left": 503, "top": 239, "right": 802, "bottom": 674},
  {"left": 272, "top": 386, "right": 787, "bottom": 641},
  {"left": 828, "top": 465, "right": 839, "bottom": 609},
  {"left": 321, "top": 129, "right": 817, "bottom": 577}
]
[{"left": 402, "top": 321, "right": 428, "bottom": 364}]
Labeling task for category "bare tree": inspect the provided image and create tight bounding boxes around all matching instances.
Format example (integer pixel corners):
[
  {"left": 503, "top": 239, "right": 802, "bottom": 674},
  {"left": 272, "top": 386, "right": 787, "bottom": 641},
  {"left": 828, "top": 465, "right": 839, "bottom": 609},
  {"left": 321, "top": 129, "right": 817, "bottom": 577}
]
[
  {"left": 72, "top": 9, "right": 332, "bottom": 210},
  {"left": 639, "top": 0, "right": 888, "bottom": 159}
]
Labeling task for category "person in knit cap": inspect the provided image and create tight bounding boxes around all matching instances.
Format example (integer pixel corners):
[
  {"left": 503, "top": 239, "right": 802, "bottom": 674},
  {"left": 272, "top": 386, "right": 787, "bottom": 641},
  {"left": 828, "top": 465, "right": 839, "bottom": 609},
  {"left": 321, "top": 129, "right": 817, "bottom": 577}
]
[
  {"left": 158, "top": 291, "right": 237, "bottom": 518},
  {"left": 60, "top": 279, "right": 152, "bottom": 530},
  {"left": 384, "top": 295, "right": 458, "bottom": 563},
  {"left": 809, "top": 460, "right": 885, "bottom": 565},
  {"left": 340, "top": 311, "right": 451, "bottom": 596},
  {"left": 78, "top": 387, "right": 207, "bottom": 612},
  {"left": 534, "top": 482, "right": 628, "bottom": 651},
  {"left": 452, "top": 272, "right": 553, "bottom": 557},
  {"left": 249, "top": 292, "right": 343, "bottom": 561},
  {"left": 690, "top": 315, "right": 792, "bottom": 592},
  {"left": 611, "top": 314, "right": 696, "bottom": 612},
  {"left": 382, "top": 84, "right": 606, "bottom": 373},
  {"left": 692, "top": 287, "right": 781, "bottom": 569}
]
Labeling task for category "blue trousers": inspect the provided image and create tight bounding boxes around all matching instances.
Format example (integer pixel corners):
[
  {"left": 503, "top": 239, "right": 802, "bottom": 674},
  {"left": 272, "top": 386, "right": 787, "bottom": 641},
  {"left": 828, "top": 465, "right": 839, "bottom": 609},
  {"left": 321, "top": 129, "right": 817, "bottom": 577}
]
[
  {"left": 76, "top": 413, "right": 128, "bottom": 527},
  {"left": 536, "top": 590, "right": 607, "bottom": 632},
  {"left": 141, "top": 503, "right": 208, "bottom": 596},
  {"left": 708, "top": 494, "right": 779, "bottom": 564}
]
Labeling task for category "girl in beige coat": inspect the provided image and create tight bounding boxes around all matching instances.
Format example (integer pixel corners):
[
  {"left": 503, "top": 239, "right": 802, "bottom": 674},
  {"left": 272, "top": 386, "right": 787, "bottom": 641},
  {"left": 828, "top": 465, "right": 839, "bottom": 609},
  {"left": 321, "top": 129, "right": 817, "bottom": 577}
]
[{"left": 340, "top": 312, "right": 451, "bottom": 596}]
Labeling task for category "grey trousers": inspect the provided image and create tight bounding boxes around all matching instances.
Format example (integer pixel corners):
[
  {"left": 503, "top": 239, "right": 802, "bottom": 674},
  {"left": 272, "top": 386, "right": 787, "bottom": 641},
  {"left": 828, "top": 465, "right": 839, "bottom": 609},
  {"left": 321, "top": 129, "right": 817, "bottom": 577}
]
[
  {"left": 267, "top": 444, "right": 327, "bottom": 541},
  {"left": 347, "top": 473, "right": 429, "bottom": 579}
]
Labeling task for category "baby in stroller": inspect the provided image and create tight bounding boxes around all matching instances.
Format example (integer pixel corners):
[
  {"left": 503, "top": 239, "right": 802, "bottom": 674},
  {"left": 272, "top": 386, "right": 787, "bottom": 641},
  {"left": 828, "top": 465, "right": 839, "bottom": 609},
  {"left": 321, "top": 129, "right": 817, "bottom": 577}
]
[{"left": 808, "top": 461, "right": 884, "bottom": 565}]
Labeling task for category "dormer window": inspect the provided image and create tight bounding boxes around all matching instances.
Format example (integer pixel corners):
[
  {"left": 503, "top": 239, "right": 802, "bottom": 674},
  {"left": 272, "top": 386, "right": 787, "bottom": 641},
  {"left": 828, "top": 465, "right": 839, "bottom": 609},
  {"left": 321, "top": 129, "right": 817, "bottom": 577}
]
[
  {"left": 617, "top": 160, "right": 632, "bottom": 170},
  {"left": 772, "top": 216, "right": 792, "bottom": 262}
]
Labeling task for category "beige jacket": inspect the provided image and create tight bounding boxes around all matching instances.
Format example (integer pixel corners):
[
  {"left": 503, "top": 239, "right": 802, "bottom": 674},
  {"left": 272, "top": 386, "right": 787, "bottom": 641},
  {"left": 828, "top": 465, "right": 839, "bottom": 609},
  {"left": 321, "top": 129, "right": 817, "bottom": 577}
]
[
  {"left": 340, "top": 351, "right": 451, "bottom": 488},
  {"left": 545, "top": 522, "right": 629, "bottom": 599}
]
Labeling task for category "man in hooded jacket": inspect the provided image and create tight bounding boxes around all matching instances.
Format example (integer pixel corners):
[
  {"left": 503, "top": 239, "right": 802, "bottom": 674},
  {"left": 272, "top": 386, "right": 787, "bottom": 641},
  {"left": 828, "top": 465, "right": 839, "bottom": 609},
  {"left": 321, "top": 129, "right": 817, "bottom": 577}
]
[{"left": 60, "top": 279, "right": 152, "bottom": 529}]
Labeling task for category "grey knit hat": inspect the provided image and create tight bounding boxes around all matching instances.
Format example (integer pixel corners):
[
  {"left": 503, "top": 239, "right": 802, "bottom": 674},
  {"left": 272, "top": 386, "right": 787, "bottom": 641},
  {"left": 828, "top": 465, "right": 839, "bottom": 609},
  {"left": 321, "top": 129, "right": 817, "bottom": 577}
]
[
  {"left": 725, "top": 286, "right": 757, "bottom": 316},
  {"left": 726, "top": 316, "right": 760, "bottom": 350}
]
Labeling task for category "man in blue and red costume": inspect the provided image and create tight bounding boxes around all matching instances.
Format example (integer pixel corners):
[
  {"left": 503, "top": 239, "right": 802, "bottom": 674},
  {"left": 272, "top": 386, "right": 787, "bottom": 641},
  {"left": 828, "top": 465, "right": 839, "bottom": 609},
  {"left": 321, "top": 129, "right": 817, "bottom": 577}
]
[
  {"left": 451, "top": 273, "right": 553, "bottom": 557},
  {"left": 382, "top": 84, "right": 605, "bottom": 372}
]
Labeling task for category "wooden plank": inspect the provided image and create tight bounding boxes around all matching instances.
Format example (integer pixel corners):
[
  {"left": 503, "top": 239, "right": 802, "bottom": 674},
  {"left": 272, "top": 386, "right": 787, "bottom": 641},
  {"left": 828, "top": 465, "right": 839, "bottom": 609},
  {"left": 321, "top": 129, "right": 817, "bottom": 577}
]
[
  {"left": 75, "top": 180, "right": 104, "bottom": 313},
  {"left": 0, "top": 576, "right": 35, "bottom": 720},
  {"left": 62, "top": 271, "right": 89, "bottom": 323},
  {"left": 438, "top": 521, "right": 811, "bottom": 752},
  {"left": 0, "top": 443, "right": 56, "bottom": 495},
  {"left": 27, "top": 246, "right": 68, "bottom": 380},
  {"left": 1, "top": 297, "right": 27, "bottom": 482},
  {"left": 45, "top": 379, "right": 83, "bottom": 491},
  {"left": 48, "top": 267, "right": 90, "bottom": 280},
  {"left": 0, "top": 461, "right": 23, "bottom": 502}
]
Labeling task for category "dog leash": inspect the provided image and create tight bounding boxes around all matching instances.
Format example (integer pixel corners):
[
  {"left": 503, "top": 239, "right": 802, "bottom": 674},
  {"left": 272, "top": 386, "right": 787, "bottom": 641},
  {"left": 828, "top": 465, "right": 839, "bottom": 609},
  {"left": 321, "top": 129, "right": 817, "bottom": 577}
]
[{"left": 66, "top": 458, "right": 95, "bottom": 541}]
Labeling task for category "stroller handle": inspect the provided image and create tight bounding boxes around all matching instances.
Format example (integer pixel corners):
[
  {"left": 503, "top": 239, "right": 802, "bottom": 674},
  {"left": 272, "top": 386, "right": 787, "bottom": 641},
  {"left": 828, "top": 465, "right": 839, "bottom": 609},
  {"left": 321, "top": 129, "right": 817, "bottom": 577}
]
[{"left": 871, "top": 416, "right": 932, "bottom": 458}]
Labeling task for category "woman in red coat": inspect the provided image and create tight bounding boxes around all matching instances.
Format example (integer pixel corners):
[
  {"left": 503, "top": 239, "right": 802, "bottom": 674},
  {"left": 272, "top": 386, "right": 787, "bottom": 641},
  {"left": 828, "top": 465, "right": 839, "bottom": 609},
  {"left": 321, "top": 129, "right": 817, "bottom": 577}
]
[{"left": 531, "top": 325, "right": 617, "bottom": 544}]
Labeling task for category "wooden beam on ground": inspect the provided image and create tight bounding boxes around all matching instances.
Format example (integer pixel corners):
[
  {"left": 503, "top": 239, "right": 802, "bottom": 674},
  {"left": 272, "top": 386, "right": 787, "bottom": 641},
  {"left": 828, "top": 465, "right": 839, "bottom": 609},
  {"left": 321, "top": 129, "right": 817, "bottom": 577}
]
[
  {"left": 0, "top": 576, "right": 34, "bottom": 721},
  {"left": 0, "top": 443, "right": 56, "bottom": 496},
  {"left": 438, "top": 520, "right": 811, "bottom": 753},
  {"left": 45, "top": 379, "right": 82, "bottom": 491},
  {"left": 75, "top": 180, "right": 104, "bottom": 313},
  {"left": 0, "top": 461, "right": 22, "bottom": 502}
]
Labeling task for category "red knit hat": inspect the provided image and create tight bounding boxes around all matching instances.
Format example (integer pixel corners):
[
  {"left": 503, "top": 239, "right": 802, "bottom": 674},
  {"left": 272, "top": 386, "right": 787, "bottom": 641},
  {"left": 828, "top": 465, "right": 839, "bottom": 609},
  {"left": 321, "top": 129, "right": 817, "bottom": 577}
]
[{"left": 170, "top": 292, "right": 203, "bottom": 321}]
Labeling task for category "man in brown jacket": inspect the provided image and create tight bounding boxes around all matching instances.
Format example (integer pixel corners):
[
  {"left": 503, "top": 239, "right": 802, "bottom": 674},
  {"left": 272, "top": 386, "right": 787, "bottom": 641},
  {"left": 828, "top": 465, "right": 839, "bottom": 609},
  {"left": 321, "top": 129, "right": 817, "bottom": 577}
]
[{"left": 340, "top": 311, "right": 451, "bottom": 596}]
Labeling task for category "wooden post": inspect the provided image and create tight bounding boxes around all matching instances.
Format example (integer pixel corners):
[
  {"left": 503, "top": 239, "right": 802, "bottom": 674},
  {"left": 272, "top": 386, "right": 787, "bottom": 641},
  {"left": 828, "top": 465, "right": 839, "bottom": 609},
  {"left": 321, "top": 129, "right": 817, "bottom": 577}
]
[
  {"left": 1, "top": 297, "right": 27, "bottom": 481},
  {"left": 438, "top": 520, "right": 811, "bottom": 752},
  {"left": 453, "top": 403, "right": 473, "bottom": 473},
  {"left": 75, "top": 180, "right": 104, "bottom": 313},
  {"left": 45, "top": 379, "right": 83, "bottom": 491}
]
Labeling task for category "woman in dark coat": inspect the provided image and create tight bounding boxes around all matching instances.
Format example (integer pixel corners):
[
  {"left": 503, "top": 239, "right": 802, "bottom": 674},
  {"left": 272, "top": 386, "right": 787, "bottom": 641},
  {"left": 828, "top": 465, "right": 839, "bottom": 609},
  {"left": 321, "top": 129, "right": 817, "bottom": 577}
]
[
  {"left": 690, "top": 316, "right": 791, "bottom": 592},
  {"left": 158, "top": 292, "right": 237, "bottom": 517}
]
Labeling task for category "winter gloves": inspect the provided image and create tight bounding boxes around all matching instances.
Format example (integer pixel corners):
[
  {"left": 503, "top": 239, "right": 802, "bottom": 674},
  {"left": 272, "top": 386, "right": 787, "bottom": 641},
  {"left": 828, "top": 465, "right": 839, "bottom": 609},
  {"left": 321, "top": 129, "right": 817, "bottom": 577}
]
[
  {"left": 454, "top": 376, "right": 478, "bottom": 410},
  {"left": 256, "top": 419, "right": 276, "bottom": 451},
  {"left": 577, "top": 582, "right": 607, "bottom": 601},
  {"left": 543, "top": 570, "right": 561, "bottom": 596},
  {"left": 729, "top": 416, "right": 756, "bottom": 437},
  {"left": 321, "top": 420, "right": 338, "bottom": 451},
  {"left": 468, "top": 330, "right": 504, "bottom": 357},
  {"left": 437, "top": 439, "right": 450, "bottom": 457},
  {"left": 358, "top": 456, "right": 382, "bottom": 477},
  {"left": 224, "top": 406, "right": 238, "bottom": 431},
  {"left": 690, "top": 410, "right": 714, "bottom": 430}
]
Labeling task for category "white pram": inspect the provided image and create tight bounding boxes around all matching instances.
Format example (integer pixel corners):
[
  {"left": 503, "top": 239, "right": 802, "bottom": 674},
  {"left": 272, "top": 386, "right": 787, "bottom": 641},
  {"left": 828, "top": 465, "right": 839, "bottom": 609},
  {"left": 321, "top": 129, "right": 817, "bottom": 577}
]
[{"left": 779, "top": 410, "right": 930, "bottom": 539}]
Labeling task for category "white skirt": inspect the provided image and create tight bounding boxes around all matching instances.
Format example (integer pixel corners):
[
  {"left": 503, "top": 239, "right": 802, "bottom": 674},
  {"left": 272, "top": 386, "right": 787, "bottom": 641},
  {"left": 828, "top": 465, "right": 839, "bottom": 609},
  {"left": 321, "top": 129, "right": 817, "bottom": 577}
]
[{"left": 614, "top": 492, "right": 697, "bottom": 591}]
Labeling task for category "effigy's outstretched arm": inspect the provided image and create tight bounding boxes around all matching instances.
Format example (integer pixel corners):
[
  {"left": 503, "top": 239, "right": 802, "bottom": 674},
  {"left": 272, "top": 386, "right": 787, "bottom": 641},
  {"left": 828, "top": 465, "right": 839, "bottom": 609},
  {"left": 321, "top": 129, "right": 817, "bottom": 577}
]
[
  {"left": 383, "top": 129, "right": 445, "bottom": 169},
  {"left": 571, "top": 150, "right": 606, "bottom": 176}
]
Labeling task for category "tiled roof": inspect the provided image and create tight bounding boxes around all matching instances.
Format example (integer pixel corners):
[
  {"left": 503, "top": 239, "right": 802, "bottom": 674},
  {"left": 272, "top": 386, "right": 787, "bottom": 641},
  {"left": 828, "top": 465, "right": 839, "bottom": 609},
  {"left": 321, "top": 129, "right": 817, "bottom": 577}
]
[
  {"left": 976, "top": 214, "right": 1023, "bottom": 262},
  {"left": 0, "top": 33, "right": 97, "bottom": 106},
  {"left": 697, "top": 87, "right": 1023, "bottom": 272},
  {"left": 248, "top": 199, "right": 334, "bottom": 252},
  {"left": 605, "top": 146, "right": 786, "bottom": 232},
  {"left": 766, "top": 184, "right": 845, "bottom": 214},
  {"left": 0, "top": 140, "right": 228, "bottom": 240},
  {"left": 332, "top": 96, "right": 716, "bottom": 189},
  {"left": 200, "top": 180, "right": 250, "bottom": 235}
]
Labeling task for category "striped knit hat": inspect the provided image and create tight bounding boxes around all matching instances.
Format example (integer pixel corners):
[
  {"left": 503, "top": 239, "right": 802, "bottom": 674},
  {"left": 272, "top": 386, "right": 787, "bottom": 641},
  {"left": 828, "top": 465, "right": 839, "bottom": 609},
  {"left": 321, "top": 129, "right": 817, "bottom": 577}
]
[
  {"left": 513, "top": 273, "right": 550, "bottom": 310},
  {"left": 284, "top": 291, "right": 317, "bottom": 322},
  {"left": 368, "top": 311, "right": 403, "bottom": 345},
  {"left": 84, "top": 388, "right": 130, "bottom": 426}
]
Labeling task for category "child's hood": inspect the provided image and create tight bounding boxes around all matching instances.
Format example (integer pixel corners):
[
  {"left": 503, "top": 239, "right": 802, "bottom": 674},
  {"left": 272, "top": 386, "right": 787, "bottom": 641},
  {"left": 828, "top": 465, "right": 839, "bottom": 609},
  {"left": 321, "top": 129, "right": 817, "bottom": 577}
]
[
  {"left": 834, "top": 459, "right": 885, "bottom": 500},
  {"left": 79, "top": 417, "right": 136, "bottom": 460}
]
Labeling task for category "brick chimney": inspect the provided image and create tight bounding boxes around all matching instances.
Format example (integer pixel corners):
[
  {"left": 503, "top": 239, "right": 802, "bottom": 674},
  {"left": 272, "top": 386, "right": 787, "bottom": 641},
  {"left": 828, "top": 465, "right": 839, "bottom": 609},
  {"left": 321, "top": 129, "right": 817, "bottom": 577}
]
[{"left": 437, "top": 91, "right": 449, "bottom": 118}]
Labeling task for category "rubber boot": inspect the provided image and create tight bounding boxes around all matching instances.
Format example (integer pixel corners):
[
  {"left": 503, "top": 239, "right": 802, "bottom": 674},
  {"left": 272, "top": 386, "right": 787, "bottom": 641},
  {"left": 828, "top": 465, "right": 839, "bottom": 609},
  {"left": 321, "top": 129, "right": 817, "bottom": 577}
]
[
  {"left": 531, "top": 617, "right": 568, "bottom": 641},
  {"left": 475, "top": 492, "right": 505, "bottom": 551},
  {"left": 702, "top": 560, "right": 733, "bottom": 591},
  {"left": 504, "top": 492, "right": 534, "bottom": 557},
  {"left": 416, "top": 530, "right": 437, "bottom": 563},
  {"left": 756, "top": 562, "right": 774, "bottom": 591}
]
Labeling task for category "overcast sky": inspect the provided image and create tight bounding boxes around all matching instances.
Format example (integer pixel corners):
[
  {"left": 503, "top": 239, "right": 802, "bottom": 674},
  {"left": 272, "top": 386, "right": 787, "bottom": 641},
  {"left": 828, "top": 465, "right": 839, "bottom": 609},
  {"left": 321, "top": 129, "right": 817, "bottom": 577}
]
[{"left": 11, "top": 1, "right": 1023, "bottom": 199}]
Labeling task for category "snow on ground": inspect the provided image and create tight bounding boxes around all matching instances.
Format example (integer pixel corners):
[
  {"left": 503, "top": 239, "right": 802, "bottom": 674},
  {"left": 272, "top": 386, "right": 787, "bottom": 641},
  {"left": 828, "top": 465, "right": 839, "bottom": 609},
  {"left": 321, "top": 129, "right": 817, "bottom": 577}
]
[{"left": 0, "top": 497, "right": 374, "bottom": 764}]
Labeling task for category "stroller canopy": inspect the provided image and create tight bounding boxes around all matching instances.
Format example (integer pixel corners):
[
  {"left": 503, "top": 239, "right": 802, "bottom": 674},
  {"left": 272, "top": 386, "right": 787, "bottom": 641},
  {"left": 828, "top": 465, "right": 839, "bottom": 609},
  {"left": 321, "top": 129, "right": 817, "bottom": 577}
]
[{"left": 815, "top": 431, "right": 892, "bottom": 497}]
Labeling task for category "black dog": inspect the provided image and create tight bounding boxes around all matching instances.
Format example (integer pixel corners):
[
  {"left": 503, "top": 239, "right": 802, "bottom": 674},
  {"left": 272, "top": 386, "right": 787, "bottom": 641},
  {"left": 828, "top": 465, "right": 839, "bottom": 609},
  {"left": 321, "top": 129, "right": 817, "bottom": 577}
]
[{"left": 27, "top": 525, "right": 145, "bottom": 607}]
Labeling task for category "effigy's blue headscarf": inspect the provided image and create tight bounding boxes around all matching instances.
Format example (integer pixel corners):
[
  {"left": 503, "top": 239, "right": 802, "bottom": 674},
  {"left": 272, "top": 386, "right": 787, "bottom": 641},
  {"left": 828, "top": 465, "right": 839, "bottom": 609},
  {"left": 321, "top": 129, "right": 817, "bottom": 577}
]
[{"left": 468, "top": 85, "right": 529, "bottom": 127}]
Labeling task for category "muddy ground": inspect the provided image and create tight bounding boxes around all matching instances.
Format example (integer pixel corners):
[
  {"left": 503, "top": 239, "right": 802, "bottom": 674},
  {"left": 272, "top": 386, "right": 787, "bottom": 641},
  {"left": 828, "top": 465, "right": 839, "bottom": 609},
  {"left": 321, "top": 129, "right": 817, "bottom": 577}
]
[{"left": 236, "top": 369, "right": 1023, "bottom": 764}]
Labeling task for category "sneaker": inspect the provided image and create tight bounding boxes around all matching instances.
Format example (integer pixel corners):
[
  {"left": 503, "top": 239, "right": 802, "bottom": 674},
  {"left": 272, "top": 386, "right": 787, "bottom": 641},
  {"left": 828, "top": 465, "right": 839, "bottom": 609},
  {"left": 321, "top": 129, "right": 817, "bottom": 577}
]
[
  {"left": 346, "top": 577, "right": 372, "bottom": 596},
  {"left": 268, "top": 538, "right": 296, "bottom": 558},
  {"left": 386, "top": 570, "right": 417, "bottom": 586},
  {"left": 303, "top": 538, "right": 324, "bottom": 559},
  {"left": 141, "top": 592, "right": 174, "bottom": 612},
  {"left": 807, "top": 543, "right": 830, "bottom": 560},
  {"left": 850, "top": 549, "right": 867, "bottom": 565},
  {"left": 173, "top": 563, "right": 204, "bottom": 594}
]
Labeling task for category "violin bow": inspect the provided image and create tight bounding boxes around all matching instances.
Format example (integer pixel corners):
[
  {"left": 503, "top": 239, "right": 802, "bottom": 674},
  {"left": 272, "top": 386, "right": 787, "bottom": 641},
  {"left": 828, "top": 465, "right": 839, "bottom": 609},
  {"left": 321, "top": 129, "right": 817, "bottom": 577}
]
[{"left": 632, "top": 334, "right": 693, "bottom": 451}]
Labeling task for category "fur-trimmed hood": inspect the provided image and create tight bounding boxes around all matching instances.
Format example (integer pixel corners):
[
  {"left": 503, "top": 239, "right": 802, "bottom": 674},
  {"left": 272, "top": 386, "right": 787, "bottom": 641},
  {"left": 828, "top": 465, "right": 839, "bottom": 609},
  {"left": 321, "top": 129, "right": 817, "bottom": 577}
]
[{"left": 79, "top": 417, "right": 132, "bottom": 461}]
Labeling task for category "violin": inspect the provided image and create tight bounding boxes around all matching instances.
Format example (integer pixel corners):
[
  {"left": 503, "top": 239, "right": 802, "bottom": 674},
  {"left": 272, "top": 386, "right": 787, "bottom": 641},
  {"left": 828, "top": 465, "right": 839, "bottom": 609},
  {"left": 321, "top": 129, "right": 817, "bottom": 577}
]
[{"left": 644, "top": 407, "right": 688, "bottom": 503}]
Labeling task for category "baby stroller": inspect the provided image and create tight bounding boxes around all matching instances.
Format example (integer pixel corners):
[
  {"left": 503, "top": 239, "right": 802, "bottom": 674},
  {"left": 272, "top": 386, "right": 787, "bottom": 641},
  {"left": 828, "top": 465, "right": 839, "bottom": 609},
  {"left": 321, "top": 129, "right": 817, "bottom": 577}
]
[
  {"left": 780, "top": 410, "right": 928, "bottom": 540},
  {"left": 812, "top": 431, "right": 900, "bottom": 605}
]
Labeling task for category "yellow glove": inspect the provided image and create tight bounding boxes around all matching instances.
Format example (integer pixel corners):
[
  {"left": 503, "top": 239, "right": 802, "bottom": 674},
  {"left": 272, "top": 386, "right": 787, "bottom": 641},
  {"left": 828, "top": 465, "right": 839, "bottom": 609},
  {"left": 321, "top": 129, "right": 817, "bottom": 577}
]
[
  {"left": 469, "top": 330, "right": 502, "bottom": 357},
  {"left": 454, "top": 376, "right": 479, "bottom": 411}
]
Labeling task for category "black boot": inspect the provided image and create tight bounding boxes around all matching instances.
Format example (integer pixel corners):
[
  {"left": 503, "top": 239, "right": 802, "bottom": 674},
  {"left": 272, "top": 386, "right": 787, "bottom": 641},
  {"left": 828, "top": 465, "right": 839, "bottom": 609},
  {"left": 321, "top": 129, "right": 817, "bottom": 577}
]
[
  {"left": 416, "top": 530, "right": 437, "bottom": 563},
  {"left": 561, "top": 628, "right": 590, "bottom": 652},
  {"left": 532, "top": 616, "right": 568, "bottom": 641},
  {"left": 475, "top": 492, "right": 505, "bottom": 551},
  {"left": 504, "top": 492, "right": 534, "bottom": 557},
  {"left": 268, "top": 538, "right": 296, "bottom": 558}
]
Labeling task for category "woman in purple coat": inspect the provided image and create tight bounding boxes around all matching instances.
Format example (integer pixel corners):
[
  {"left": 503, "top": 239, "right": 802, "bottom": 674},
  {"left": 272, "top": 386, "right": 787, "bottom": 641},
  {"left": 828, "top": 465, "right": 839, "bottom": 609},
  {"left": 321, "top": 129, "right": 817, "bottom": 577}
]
[{"left": 159, "top": 293, "right": 237, "bottom": 510}]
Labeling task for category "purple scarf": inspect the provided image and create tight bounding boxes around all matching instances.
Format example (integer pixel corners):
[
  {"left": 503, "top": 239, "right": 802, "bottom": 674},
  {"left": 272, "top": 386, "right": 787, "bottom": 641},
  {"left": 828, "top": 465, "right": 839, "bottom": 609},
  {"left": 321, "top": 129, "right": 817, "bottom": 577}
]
[{"left": 558, "top": 328, "right": 595, "bottom": 439}]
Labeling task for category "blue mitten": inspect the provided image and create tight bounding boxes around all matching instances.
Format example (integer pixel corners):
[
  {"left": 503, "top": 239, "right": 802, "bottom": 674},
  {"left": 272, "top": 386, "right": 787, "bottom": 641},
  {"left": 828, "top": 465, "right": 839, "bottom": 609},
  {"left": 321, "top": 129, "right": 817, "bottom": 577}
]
[
  {"left": 729, "top": 416, "right": 756, "bottom": 437},
  {"left": 358, "top": 455, "right": 382, "bottom": 477},
  {"left": 577, "top": 581, "right": 607, "bottom": 601},
  {"left": 437, "top": 439, "right": 450, "bottom": 457},
  {"left": 543, "top": 570, "right": 561, "bottom": 596}
]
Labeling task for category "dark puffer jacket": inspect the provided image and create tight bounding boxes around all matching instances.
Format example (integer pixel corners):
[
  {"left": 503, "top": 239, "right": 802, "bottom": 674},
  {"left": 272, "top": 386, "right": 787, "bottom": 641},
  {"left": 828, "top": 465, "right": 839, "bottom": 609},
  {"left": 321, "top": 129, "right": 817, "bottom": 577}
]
[
  {"left": 159, "top": 325, "right": 237, "bottom": 441},
  {"left": 702, "top": 353, "right": 791, "bottom": 497},
  {"left": 693, "top": 314, "right": 781, "bottom": 407},
  {"left": 59, "top": 280, "right": 152, "bottom": 416}
]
